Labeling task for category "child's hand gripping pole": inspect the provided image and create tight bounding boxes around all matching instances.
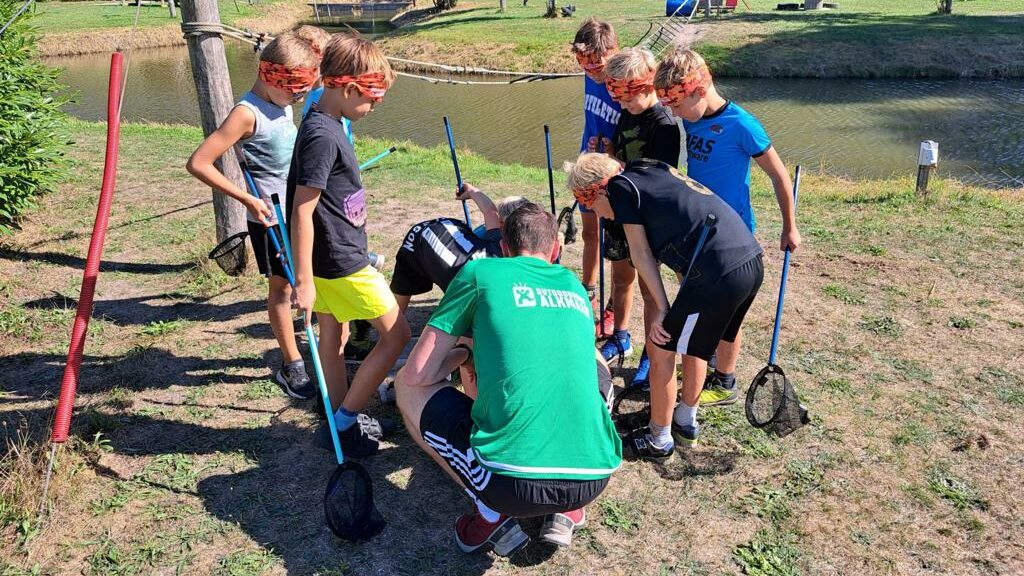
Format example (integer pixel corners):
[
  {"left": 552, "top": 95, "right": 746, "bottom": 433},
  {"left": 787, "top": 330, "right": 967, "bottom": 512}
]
[
  {"left": 443, "top": 116, "right": 472, "bottom": 226},
  {"left": 268, "top": 192, "right": 345, "bottom": 466}
]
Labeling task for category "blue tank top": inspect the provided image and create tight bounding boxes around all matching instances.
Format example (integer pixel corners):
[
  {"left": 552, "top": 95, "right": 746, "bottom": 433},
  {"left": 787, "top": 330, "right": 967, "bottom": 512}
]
[{"left": 236, "top": 91, "right": 297, "bottom": 224}]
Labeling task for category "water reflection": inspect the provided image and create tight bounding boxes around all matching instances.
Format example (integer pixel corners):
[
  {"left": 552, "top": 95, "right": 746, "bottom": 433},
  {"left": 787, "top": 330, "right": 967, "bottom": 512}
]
[{"left": 48, "top": 43, "right": 1024, "bottom": 187}]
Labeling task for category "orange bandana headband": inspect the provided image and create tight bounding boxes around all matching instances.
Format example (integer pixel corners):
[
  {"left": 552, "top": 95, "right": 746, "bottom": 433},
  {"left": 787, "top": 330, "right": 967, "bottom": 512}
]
[
  {"left": 656, "top": 65, "right": 711, "bottom": 107},
  {"left": 322, "top": 72, "right": 389, "bottom": 103},
  {"left": 573, "top": 176, "right": 618, "bottom": 209},
  {"left": 257, "top": 62, "right": 318, "bottom": 94},
  {"left": 605, "top": 72, "right": 655, "bottom": 101},
  {"left": 574, "top": 50, "right": 607, "bottom": 74}
]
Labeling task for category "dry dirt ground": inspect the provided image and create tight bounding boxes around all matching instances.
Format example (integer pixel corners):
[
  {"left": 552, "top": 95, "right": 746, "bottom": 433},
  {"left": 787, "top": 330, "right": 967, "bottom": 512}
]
[{"left": 1, "top": 121, "right": 1023, "bottom": 575}]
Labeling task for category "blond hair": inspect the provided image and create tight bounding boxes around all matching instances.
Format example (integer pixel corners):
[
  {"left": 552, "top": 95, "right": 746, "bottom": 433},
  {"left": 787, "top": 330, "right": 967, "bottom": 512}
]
[
  {"left": 604, "top": 48, "right": 657, "bottom": 81},
  {"left": 321, "top": 33, "right": 395, "bottom": 87},
  {"left": 259, "top": 31, "right": 320, "bottom": 68},
  {"left": 572, "top": 17, "right": 617, "bottom": 54},
  {"left": 563, "top": 153, "right": 622, "bottom": 192},
  {"left": 292, "top": 25, "right": 332, "bottom": 60},
  {"left": 654, "top": 49, "right": 708, "bottom": 90},
  {"left": 497, "top": 196, "right": 530, "bottom": 220}
]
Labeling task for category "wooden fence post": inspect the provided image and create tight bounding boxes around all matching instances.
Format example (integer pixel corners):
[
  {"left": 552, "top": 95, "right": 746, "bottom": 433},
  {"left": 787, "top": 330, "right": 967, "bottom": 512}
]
[
  {"left": 916, "top": 140, "right": 938, "bottom": 197},
  {"left": 179, "top": 0, "right": 249, "bottom": 274}
]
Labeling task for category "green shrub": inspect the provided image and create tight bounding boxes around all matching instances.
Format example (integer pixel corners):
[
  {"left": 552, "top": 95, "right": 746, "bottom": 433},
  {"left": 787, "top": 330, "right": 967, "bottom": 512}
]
[{"left": 0, "top": 0, "right": 69, "bottom": 234}]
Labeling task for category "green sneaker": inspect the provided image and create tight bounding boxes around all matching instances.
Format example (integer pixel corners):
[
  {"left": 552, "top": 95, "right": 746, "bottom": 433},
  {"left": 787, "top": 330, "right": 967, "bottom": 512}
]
[{"left": 699, "top": 373, "right": 738, "bottom": 406}]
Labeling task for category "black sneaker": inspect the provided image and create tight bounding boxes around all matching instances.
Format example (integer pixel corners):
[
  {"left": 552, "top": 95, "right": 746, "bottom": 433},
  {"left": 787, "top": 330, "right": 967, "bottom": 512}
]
[
  {"left": 622, "top": 426, "right": 673, "bottom": 463},
  {"left": 275, "top": 360, "right": 315, "bottom": 400},
  {"left": 357, "top": 413, "right": 399, "bottom": 441},
  {"left": 313, "top": 414, "right": 397, "bottom": 456}
]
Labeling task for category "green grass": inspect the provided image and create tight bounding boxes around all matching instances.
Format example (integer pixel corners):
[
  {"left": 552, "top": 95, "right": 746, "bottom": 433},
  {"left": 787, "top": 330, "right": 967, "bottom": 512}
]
[
  {"left": 377, "top": 0, "right": 1024, "bottom": 78},
  {"left": 31, "top": 0, "right": 276, "bottom": 34},
  {"left": 3, "top": 120, "right": 1023, "bottom": 574}
]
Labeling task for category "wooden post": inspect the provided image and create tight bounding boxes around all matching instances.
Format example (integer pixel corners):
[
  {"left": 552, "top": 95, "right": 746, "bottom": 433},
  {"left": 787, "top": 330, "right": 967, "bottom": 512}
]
[
  {"left": 916, "top": 140, "right": 938, "bottom": 197},
  {"left": 180, "top": 0, "right": 249, "bottom": 273},
  {"left": 499, "top": 0, "right": 507, "bottom": 12},
  {"left": 168, "top": 0, "right": 177, "bottom": 18}
]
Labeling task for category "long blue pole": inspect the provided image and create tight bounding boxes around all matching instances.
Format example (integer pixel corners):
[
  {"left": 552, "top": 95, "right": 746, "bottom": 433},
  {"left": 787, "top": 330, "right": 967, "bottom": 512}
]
[
  {"left": 443, "top": 116, "right": 472, "bottom": 226},
  {"left": 269, "top": 192, "right": 345, "bottom": 466},
  {"left": 359, "top": 146, "right": 397, "bottom": 171},
  {"left": 768, "top": 165, "right": 801, "bottom": 365}
]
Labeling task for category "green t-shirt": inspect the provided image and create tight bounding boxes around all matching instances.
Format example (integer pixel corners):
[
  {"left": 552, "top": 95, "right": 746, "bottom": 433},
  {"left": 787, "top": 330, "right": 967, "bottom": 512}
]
[{"left": 427, "top": 256, "right": 623, "bottom": 480}]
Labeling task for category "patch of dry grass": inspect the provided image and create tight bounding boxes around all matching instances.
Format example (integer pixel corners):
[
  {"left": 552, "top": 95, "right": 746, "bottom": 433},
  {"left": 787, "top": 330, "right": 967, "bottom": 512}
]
[{"left": 1, "top": 121, "right": 1022, "bottom": 575}]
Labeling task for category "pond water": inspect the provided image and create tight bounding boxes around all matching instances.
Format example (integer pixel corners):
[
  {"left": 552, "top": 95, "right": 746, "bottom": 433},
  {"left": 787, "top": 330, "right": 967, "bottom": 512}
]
[{"left": 48, "top": 43, "right": 1024, "bottom": 187}]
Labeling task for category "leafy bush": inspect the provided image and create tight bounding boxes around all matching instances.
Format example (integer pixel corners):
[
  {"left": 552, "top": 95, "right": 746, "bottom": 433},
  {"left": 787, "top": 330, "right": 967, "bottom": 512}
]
[
  {"left": 433, "top": 0, "right": 457, "bottom": 9},
  {"left": 0, "top": 0, "right": 68, "bottom": 234}
]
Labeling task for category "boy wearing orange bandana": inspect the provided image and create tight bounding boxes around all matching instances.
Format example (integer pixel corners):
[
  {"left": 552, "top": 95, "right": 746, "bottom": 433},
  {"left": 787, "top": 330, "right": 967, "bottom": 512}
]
[
  {"left": 187, "top": 29, "right": 325, "bottom": 401},
  {"left": 599, "top": 48, "right": 681, "bottom": 390},
  {"left": 570, "top": 18, "right": 621, "bottom": 337},
  {"left": 655, "top": 49, "right": 800, "bottom": 407},
  {"left": 288, "top": 35, "right": 411, "bottom": 458}
]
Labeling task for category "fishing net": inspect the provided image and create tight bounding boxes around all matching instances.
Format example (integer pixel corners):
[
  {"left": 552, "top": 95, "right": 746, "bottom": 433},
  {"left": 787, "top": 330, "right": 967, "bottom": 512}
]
[
  {"left": 324, "top": 462, "right": 386, "bottom": 541},
  {"left": 207, "top": 231, "right": 248, "bottom": 276},
  {"left": 744, "top": 364, "right": 809, "bottom": 438},
  {"left": 612, "top": 386, "right": 650, "bottom": 434}
]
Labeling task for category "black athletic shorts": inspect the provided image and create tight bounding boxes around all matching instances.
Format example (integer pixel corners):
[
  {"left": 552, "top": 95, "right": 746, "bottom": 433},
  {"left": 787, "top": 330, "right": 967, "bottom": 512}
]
[
  {"left": 419, "top": 384, "right": 610, "bottom": 518},
  {"left": 655, "top": 254, "right": 764, "bottom": 360},
  {"left": 247, "top": 220, "right": 286, "bottom": 278}
]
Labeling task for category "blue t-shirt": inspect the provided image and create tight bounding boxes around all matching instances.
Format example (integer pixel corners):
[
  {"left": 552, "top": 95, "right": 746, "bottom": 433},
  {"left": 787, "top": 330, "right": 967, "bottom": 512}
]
[
  {"left": 580, "top": 76, "right": 622, "bottom": 152},
  {"left": 683, "top": 101, "right": 770, "bottom": 231},
  {"left": 302, "top": 87, "right": 354, "bottom": 144}
]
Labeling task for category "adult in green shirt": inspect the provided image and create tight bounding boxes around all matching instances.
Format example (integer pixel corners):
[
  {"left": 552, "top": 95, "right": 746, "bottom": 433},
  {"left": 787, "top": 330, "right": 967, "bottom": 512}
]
[{"left": 395, "top": 203, "right": 622, "bottom": 556}]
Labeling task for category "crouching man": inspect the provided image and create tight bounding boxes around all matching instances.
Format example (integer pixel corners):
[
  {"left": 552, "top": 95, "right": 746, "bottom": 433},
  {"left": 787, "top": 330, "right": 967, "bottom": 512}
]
[{"left": 395, "top": 203, "right": 622, "bottom": 555}]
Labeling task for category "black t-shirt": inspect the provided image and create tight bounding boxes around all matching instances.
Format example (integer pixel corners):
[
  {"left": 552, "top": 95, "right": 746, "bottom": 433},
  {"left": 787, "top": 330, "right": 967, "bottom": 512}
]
[
  {"left": 286, "top": 109, "right": 369, "bottom": 279},
  {"left": 611, "top": 103, "right": 681, "bottom": 167},
  {"left": 607, "top": 159, "right": 763, "bottom": 281},
  {"left": 395, "top": 218, "right": 502, "bottom": 293}
]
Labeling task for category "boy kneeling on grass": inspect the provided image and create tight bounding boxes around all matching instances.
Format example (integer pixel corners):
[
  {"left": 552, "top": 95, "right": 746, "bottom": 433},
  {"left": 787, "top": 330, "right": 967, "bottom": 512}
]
[
  {"left": 566, "top": 153, "right": 764, "bottom": 461},
  {"left": 655, "top": 49, "right": 801, "bottom": 407},
  {"left": 395, "top": 203, "right": 621, "bottom": 554},
  {"left": 187, "top": 28, "right": 327, "bottom": 400},
  {"left": 389, "top": 185, "right": 528, "bottom": 398},
  {"left": 289, "top": 34, "right": 411, "bottom": 458}
]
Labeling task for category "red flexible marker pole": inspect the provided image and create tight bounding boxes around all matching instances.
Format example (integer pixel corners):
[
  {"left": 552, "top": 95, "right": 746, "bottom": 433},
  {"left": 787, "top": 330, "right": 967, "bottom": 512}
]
[{"left": 49, "top": 52, "right": 123, "bottom": 443}]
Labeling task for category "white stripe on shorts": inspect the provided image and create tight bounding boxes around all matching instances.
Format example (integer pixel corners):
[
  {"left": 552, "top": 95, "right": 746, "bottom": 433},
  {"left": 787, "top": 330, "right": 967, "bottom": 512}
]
[
  {"left": 675, "top": 312, "right": 700, "bottom": 356},
  {"left": 422, "top": 227, "right": 458, "bottom": 267},
  {"left": 423, "top": 431, "right": 492, "bottom": 492}
]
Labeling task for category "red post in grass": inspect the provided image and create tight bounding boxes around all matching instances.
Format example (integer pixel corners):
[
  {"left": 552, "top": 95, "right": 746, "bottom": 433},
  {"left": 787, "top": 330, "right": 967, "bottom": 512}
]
[{"left": 49, "top": 51, "right": 124, "bottom": 444}]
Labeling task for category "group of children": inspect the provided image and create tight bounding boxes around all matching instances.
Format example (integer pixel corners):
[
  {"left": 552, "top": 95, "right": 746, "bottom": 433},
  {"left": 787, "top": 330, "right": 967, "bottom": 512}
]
[{"left": 184, "top": 16, "right": 801, "bottom": 554}]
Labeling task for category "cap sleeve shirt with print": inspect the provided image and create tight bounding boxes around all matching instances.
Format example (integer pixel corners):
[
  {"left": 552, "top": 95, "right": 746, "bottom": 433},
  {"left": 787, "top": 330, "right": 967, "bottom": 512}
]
[
  {"left": 581, "top": 76, "right": 622, "bottom": 153},
  {"left": 286, "top": 109, "right": 369, "bottom": 279},
  {"left": 427, "top": 257, "right": 622, "bottom": 481},
  {"left": 607, "top": 160, "right": 763, "bottom": 282},
  {"left": 612, "top": 102, "right": 681, "bottom": 167},
  {"left": 682, "top": 101, "right": 771, "bottom": 232}
]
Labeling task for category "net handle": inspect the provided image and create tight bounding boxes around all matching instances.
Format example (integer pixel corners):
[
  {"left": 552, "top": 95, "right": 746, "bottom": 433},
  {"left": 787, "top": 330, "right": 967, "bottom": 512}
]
[
  {"left": 768, "top": 165, "right": 800, "bottom": 365},
  {"left": 443, "top": 116, "right": 472, "bottom": 227},
  {"left": 269, "top": 193, "right": 345, "bottom": 466}
]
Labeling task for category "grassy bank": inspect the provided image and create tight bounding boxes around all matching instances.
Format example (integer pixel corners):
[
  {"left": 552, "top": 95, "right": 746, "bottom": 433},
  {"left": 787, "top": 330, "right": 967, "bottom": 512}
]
[
  {"left": 377, "top": 0, "right": 1024, "bottom": 78},
  {"left": 34, "top": 0, "right": 306, "bottom": 57},
  {"left": 2, "top": 120, "right": 1023, "bottom": 575}
]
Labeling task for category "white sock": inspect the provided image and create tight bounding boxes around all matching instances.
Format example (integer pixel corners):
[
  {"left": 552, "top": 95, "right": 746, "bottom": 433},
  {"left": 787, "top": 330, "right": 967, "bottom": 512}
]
[
  {"left": 475, "top": 499, "right": 501, "bottom": 523},
  {"left": 673, "top": 402, "right": 698, "bottom": 428},
  {"left": 648, "top": 421, "right": 673, "bottom": 450}
]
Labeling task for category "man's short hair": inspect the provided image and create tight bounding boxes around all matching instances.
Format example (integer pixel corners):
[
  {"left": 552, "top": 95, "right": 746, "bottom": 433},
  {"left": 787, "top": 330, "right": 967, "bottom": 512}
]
[
  {"left": 502, "top": 202, "right": 556, "bottom": 256},
  {"left": 497, "top": 196, "right": 529, "bottom": 221}
]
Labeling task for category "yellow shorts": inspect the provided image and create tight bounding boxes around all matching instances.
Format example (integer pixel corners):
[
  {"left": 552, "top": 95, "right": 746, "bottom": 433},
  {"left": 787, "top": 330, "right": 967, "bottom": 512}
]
[{"left": 313, "top": 266, "right": 397, "bottom": 323}]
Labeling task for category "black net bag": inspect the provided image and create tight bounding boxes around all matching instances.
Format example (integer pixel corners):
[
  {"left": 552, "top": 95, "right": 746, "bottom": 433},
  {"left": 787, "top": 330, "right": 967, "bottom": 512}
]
[
  {"left": 612, "top": 386, "right": 650, "bottom": 434},
  {"left": 324, "top": 462, "right": 386, "bottom": 541},
  {"left": 207, "top": 231, "right": 248, "bottom": 276},
  {"left": 744, "top": 364, "right": 809, "bottom": 438}
]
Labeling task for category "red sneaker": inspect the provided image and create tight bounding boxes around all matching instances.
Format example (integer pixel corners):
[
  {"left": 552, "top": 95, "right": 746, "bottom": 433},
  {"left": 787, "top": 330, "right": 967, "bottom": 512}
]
[
  {"left": 454, "top": 513, "right": 529, "bottom": 556},
  {"left": 595, "top": 308, "right": 615, "bottom": 339},
  {"left": 540, "top": 508, "right": 586, "bottom": 547}
]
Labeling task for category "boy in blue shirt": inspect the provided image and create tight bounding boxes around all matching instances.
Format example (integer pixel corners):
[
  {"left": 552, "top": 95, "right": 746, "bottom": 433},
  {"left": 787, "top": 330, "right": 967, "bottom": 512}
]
[
  {"left": 571, "top": 17, "right": 621, "bottom": 337},
  {"left": 654, "top": 49, "right": 801, "bottom": 407}
]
